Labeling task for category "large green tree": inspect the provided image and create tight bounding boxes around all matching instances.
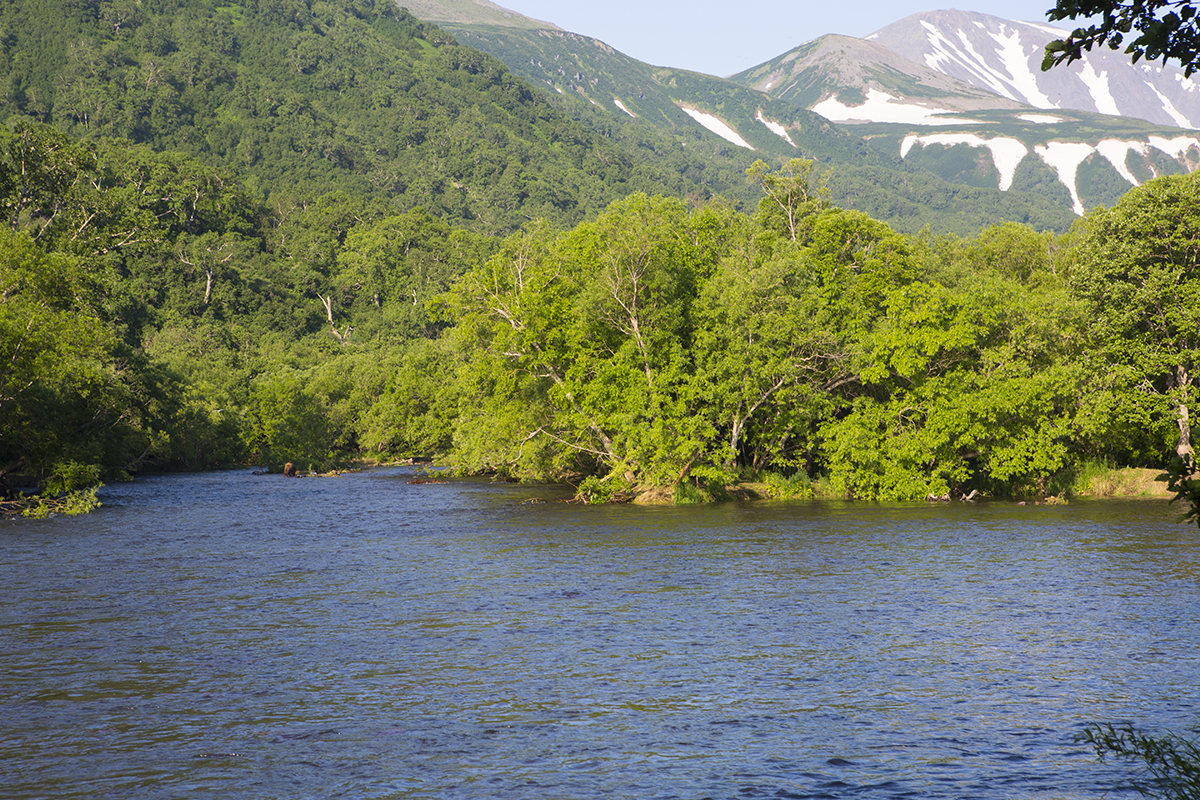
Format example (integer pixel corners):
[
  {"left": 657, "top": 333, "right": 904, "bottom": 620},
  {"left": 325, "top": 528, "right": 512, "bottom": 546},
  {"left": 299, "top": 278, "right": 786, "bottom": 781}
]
[
  {"left": 1069, "top": 172, "right": 1200, "bottom": 462},
  {"left": 447, "top": 194, "right": 743, "bottom": 490}
]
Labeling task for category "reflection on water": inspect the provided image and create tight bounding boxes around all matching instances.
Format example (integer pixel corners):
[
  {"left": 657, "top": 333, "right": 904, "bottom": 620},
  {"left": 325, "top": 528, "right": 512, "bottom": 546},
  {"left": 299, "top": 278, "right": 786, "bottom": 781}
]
[{"left": 2, "top": 469, "right": 1199, "bottom": 799}]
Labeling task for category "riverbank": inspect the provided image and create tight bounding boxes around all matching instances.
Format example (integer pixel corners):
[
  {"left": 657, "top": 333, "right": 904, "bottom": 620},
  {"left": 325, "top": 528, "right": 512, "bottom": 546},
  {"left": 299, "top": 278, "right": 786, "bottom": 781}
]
[
  {"left": 627, "top": 465, "right": 1174, "bottom": 506},
  {"left": 1070, "top": 466, "right": 1172, "bottom": 499}
]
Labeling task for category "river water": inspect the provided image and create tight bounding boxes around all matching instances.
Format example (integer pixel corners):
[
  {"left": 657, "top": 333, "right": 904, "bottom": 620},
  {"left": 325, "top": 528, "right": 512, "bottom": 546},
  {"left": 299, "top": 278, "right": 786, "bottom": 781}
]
[{"left": 2, "top": 467, "right": 1198, "bottom": 799}]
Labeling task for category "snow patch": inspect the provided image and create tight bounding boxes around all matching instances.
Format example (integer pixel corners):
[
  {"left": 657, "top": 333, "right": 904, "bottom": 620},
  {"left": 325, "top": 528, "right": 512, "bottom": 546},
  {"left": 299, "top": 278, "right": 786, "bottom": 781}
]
[
  {"left": 922, "top": 21, "right": 1024, "bottom": 104},
  {"left": 811, "top": 88, "right": 975, "bottom": 125},
  {"left": 900, "top": 133, "right": 1028, "bottom": 190},
  {"left": 1095, "top": 139, "right": 1149, "bottom": 185},
  {"left": 921, "top": 19, "right": 1062, "bottom": 109},
  {"left": 1017, "top": 113, "right": 1063, "bottom": 123},
  {"left": 987, "top": 24, "right": 1055, "bottom": 107},
  {"left": 1021, "top": 20, "right": 1073, "bottom": 36},
  {"left": 1076, "top": 62, "right": 1120, "bottom": 115},
  {"left": 1145, "top": 81, "right": 1197, "bottom": 127},
  {"left": 613, "top": 98, "right": 636, "bottom": 117},
  {"left": 1034, "top": 141, "right": 1095, "bottom": 215},
  {"left": 756, "top": 110, "right": 796, "bottom": 147},
  {"left": 1148, "top": 135, "right": 1200, "bottom": 159},
  {"left": 679, "top": 107, "right": 755, "bottom": 149}
]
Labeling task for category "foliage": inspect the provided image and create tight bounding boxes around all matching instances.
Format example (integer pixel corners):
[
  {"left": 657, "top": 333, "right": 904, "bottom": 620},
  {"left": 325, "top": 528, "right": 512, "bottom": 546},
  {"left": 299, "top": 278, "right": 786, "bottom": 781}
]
[
  {"left": 761, "top": 470, "right": 816, "bottom": 500},
  {"left": 1068, "top": 172, "right": 1200, "bottom": 462},
  {"left": 1162, "top": 452, "right": 1200, "bottom": 527},
  {"left": 21, "top": 485, "right": 103, "bottom": 518},
  {"left": 1080, "top": 723, "right": 1200, "bottom": 800},
  {"left": 446, "top": 194, "right": 740, "bottom": 486},
  {"left": 1044, "top": 0, "right": 1200, "bottom": 76},
  {"left": 0, "top": 82, "right": 1194, "bottom": 506}
]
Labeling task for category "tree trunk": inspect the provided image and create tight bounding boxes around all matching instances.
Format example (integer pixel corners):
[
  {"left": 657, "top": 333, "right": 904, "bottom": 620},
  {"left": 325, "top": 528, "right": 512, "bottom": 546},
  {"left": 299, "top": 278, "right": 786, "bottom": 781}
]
[
  {"left": 1177, "top": 364, "right": 1192, "bottom": 458},
  {"left": 318, "top": 294, "right": 349, "bottom": 344},
  {"left": 727, "top": 413, "right": 743, "bottom": 469}
]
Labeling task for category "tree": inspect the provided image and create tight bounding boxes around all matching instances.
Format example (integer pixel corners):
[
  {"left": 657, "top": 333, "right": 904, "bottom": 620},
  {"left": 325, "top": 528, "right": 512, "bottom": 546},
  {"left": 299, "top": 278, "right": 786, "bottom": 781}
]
[
  {"left": 0, "top": 230, "right": 111, "bottom": 484},
  {"left": 1042, "top": 0, "right": 1200, "bottom": 77},
  {"left": 1162, "top": 451, "right": 1200, "bottom": 528},
  {"left": 692, "top": 234, "right": 842, "bottom": 474},
  {"left": 1069, "top": 173, "right": 1200, "bottom": 462},
  {"left": 745, "top": 159, "right": 829, "bottom": 243},
  {"left": 446, "top": 195, "right": 743, "bottom": 492}
]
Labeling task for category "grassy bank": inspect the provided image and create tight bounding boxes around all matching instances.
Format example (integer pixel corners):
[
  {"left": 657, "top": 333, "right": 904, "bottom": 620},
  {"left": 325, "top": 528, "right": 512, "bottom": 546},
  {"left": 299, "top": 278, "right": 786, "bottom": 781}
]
[{"left": 1070, "top": 464, "right": 1172, "bottom": 499}]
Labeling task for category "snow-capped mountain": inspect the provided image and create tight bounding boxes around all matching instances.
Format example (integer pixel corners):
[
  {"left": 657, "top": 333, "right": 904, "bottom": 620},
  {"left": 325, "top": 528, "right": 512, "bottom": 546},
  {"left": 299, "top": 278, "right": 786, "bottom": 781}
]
[
  {"left": 731, "top": 32, "right": 1027, "bottom": 125},
  {"left": 737, "top": 33, "right": 1027, "bottom": 120},
  {"left": 412, "top": 1, "right": 1197, "bottom": 219},
  {"left": 867, "top": 9, "right": 1200, "bottom": 129},
  {"left": 726, "top": 9, "right": 1200, "bottom": 215}
]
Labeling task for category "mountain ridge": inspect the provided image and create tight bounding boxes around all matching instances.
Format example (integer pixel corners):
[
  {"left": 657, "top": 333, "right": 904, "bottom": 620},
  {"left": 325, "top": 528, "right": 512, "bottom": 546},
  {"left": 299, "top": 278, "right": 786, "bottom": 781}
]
[
  {"left": 425, "top": 14, "right": 1075, "bottom": 231},
  {"left": 865, "top": 9, "right": 1200, "bottom": 128},
  {"left": 397, "top": 0, "right": 559, "bottom": 30},
  {"left": 423, "top": 2, "right": 1197, "bottom": 219}
]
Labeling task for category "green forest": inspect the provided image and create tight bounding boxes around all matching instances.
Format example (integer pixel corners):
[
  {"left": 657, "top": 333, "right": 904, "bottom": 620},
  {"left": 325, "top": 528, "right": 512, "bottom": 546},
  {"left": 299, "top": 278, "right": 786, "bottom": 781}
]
[{"left": 1, "top": 0, "right": 1198, "bottom": 510}]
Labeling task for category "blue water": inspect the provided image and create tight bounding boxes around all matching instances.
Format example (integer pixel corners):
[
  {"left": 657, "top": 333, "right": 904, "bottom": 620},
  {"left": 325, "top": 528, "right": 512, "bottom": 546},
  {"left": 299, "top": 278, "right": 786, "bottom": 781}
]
[{"left": 2, "top": 468, "right": 1198, "bottom": 799}]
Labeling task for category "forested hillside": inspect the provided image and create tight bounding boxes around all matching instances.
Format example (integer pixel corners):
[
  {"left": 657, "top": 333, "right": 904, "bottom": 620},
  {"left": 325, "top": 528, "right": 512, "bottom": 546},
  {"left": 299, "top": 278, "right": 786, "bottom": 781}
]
[
  {"left": 0, "top": 0, "right": 755, "bottom": 230},
  {"left": 1, "top": 0, "right": 1196, "bottom": 511},
  {"left": 440, "top": 22, "right": 1078, "bottom": 234}
]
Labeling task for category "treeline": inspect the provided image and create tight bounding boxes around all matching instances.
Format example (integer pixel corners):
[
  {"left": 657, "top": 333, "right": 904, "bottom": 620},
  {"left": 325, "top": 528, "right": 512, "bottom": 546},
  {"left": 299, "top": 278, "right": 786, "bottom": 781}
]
[
  {"left": 2, "top": 117, "right": 1196, "bottom": 503},
  {"left": 0, "top": 117, "right": 491, "bottom": 497},
  {"left": 445, "top": 163, "right": 1197, "bottom": 501},
  {"left": 1, "top": 0, "right": 1084, "bottom": 242}
]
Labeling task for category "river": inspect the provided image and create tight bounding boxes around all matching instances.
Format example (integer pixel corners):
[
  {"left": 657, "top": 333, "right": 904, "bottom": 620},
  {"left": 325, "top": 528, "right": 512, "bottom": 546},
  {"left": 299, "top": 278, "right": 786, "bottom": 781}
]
[{"left": 2, "top": 467, "right": 1198, "bottom": 799}]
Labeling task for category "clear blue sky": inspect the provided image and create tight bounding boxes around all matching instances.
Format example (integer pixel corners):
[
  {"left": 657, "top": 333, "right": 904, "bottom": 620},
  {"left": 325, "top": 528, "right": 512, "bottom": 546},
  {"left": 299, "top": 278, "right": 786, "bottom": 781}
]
[{"left": 493, "top": 2, "right": 1072, "bottom": 77}]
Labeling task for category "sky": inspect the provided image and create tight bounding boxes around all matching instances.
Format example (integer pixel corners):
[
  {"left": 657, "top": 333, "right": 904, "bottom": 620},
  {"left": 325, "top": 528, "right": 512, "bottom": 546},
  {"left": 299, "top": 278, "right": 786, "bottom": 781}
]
[{"left": 491, "top": 1, "right": 1073, "bottom": 77}]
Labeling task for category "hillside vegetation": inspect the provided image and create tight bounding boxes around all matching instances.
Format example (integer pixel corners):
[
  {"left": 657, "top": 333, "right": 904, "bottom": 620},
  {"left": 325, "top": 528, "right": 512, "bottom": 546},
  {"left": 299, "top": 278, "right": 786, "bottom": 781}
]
[
  {"left": 1, "top": 0, "right": 1196, "bottom": 510},
  {"left": 0, "top": 0, "right": 759, "bottom": 231},
  {"left": 441, "top": 22, "right": 1079, "bottom": 234}
]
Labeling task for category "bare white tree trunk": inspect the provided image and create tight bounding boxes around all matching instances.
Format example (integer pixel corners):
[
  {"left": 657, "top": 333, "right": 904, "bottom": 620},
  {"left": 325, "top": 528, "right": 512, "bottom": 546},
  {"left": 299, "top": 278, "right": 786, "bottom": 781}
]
[
  {"left": 1177, "top": 364, "right": 1192, "bottom": 458},
  {"left": 318, "top": 294, "right": 351, "bottom": 344}
]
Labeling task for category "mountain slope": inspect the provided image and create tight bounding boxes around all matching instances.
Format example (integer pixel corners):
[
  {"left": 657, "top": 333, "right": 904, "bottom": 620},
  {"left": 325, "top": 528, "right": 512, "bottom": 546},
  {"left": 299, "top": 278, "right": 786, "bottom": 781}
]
[
  {"left": 867, "top": 9, "right": 1200, "bottom": 129},
  {"left": 731, "top": 33, "right": 1027, "bottom": 121},
  {"left": 397, "top": 0, "right": 559, "bottom": 30},
  {"left": 0, "top": 0, "right": 759, "bottom": 232},
  {"left": 425, "top": 17, "right": 1075, "bottom": 232},
  {"left": 725, "top": 9, "right": 1200, "bottom": 215}
]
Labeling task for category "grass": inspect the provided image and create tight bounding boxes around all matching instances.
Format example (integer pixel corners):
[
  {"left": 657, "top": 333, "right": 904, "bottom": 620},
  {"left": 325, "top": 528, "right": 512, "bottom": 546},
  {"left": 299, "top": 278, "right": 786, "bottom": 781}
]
[{"left": 1070, "top": 461, "right": 1173, "bottom": 498}]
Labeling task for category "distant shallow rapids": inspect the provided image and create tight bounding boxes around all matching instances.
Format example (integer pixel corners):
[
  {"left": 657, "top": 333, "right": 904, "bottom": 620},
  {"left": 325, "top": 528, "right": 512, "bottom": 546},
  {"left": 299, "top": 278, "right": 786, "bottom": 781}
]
[{"left": 3, "top": 468, "right": 1198, "bottom": 799}]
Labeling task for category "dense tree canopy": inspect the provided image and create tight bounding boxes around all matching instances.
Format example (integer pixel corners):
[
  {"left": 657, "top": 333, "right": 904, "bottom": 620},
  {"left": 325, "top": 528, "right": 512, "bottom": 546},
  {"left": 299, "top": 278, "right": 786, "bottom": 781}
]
[{"left": 2, "top": 102, "right": 1196, "bottom": 507}]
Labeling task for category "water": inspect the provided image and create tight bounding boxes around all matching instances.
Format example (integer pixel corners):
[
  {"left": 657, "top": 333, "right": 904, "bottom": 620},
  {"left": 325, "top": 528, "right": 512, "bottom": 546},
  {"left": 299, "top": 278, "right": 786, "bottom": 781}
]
[{"left": 2, "top": 468, "right": 1198, "bottom": 799}]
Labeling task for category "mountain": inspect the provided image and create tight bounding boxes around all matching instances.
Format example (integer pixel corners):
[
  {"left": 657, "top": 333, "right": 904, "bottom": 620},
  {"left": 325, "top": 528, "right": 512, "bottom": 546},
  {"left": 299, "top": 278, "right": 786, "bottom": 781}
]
[
  {"left": 728, "top": 9, "right": 1200, "bottom": 215},
  {"left": 414, "top": 10, "right": 1075, "bottom": 232},
  {"left": 730, "top": 33, "right": 1027, "bottom": 120},
  {"left": 0, "top": 0, "right": 765, "bottom": 233},
  {"left": 867, "top": 9, "right": 1200, "bottom": 129}
]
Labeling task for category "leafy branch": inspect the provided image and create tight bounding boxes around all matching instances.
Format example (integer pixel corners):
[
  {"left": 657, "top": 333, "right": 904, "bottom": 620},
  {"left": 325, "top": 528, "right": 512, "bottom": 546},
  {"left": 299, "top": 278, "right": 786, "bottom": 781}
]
[{"left": 1080, "top": 723, "right": 1200, "bottom": 800}]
